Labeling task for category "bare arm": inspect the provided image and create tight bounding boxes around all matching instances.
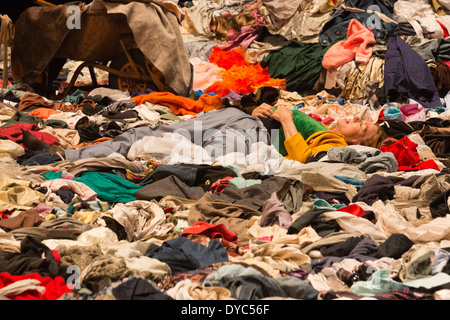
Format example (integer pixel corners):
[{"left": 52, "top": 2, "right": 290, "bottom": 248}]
[
  {"left": 251, "top": 103, "right": 275, "bottom": 118},
  {"left": 270, "top": 106, "right": 297, "bottom": 139}
]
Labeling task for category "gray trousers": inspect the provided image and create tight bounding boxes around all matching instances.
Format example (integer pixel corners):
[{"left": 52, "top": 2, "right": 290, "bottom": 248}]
[{"left": 65, "top": 108, "right": 272, "bottom": 161}]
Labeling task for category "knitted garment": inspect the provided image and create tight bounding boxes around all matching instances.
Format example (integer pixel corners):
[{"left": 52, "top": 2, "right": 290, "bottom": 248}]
[{"left": 322, "top": 19, "right": 376, "bottom": 70}]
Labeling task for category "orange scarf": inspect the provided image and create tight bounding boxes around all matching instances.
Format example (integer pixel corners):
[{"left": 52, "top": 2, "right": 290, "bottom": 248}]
[{"left": 131, "top": 92, "right": 223, "bottom": 116}]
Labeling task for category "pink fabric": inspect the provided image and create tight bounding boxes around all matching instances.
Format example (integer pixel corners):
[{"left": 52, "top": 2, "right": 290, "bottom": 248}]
[
  {"left": 322, "top": 19, "right": 376, "bottom": 70},
  {"left": 191, "top": 58, "right": 224, "bottom": 91},
  {"left": 400, "top": 104, "right": 426, "bottom": 123}
]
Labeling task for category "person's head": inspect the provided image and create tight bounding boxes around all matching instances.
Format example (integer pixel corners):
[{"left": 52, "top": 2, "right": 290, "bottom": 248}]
[{"left": 332, "top": 116, "right": 384, "bottom": 147}]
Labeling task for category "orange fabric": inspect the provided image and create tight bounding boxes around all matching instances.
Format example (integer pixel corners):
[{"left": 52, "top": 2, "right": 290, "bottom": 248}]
[
  {"left": 75, "top": 137, "right": 113, "bottom": 149},
  {"left": 206, "top": 46, "right": 286, "bottom": 97},
  {"left": 29, "top": 108, "right": 61, "bottom": 119},
  {"left": 130, "top": 91, "right": 223, "bottom": 116},
  {"left": 209, "top": 46, "right": 249, "bottom": 70}
]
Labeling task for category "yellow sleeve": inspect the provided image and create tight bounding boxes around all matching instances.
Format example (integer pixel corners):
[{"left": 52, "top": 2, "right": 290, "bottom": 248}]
[{"left": 284, "top": 131, "right": 347, "bottom": 163}]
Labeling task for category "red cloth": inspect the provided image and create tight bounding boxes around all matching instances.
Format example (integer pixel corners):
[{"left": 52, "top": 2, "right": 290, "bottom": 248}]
[
  {"left": 397, "top": 159, "right": 440, "bottom": 172},
  {"left": 377, "top": 108, "right": 385, "bottom": 123},
  {"left": 182, "top": 221, "right": 238, "bottom": 243},
  {"left": 0, "top": 123, "right": 60, "bottom": 147},
  {"left": 0, "top": 273, "right": 72, "bottom": 300},
  {"left": 51, "top": 250, "right": 61, "bottom": 263},
  {"left": 210, "top": 176, "right": 234, "bottom": 193},
  {"left": 337, "top": 203, "right": 365, "bottom": 217},
  {"left": 380, "top": 136, "right": 440, "bottom": 171},
  {"left": 438, "top": 21, "right": 449, "bottom": 38},
  {"left": 380, "top": 135, "right": 421, "bottom": 167},
  {"left": 309, "top": 113, "right": 323, "bottom": 122}
]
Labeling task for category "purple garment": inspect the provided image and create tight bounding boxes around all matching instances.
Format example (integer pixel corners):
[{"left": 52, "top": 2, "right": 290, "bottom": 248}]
[
  {"left": 217, "top": 15, "right": 266, "bottom": 51},
  {"left": 260, "top": 192, "right": 292, "bottom": 229},
  {"left": 222, "top": 89, "right": 243, "bottom": 103},
  {"left": 384, "top": 35, "right": 442, "bottom": 109}
]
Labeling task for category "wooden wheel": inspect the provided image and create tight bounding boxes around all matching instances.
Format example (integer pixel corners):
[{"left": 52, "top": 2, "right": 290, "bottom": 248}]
[
  {"left": 116, "top": 62, "right": 148, "bottom": 93},
  {"left": 109, "top": 49, "right": 158, "bottom": 93}
]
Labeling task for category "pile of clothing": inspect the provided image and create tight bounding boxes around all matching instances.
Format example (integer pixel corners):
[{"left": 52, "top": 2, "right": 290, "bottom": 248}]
[{"left": 0, "top": 0, "right": 449, "bottom": 301}]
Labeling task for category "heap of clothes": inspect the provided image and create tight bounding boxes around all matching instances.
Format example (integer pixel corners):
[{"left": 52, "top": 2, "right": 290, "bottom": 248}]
[{"left": 0, "top": 0, "right": 449, "bottom": 300}]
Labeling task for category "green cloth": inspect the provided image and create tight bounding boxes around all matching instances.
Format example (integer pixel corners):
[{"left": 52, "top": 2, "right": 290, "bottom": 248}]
[
  {"left": 44, "top": 119, "right": 69, "bottom": 129},
  {"left": 229, "top": 177, "right": 262, "bottom": 189},
  {"left": 61, "top": 89, "right": 85, "bottom": 104},
  {"left": 73, "top": 172, "right": 144, "bottom": 203},
  {"left": 276, "top": 109, "right": 328, "bottom": 156},
  {"left": 350, "top": 269, "right": 407, "bottom": 296},
  {"left": 1, "top": 111, "right": 44, "bottom": 128},
  {"left": 43, "top": 171, "right": 143, "bottom": 203},
  {"left": 261, "top": 40, "right": 329, "bottom": 93},
  {"left": 43, "top": 171, "right": 64, "bottom": 180}
]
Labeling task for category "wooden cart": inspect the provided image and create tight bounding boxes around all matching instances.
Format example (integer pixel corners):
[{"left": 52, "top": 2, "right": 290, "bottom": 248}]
[{"left": 14, "top": 0, "right": 168, "bottom": 98}]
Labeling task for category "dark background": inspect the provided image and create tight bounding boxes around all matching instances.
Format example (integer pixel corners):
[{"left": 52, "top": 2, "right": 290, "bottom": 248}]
[{"left": 1, "top": 0, "right": 93, "bottom": 22}]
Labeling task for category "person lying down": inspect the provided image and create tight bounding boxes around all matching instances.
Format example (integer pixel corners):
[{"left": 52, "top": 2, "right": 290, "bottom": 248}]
[{"left": 22, "top": 104, "right": 385, "bottom": 165}]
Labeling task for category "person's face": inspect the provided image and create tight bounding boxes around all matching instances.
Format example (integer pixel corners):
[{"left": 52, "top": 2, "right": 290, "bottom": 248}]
[{"left": 335, "top": 116, "right": 378, "bottom": 144}]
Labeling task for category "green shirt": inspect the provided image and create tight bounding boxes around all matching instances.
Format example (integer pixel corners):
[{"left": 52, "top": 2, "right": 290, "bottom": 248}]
[{"left": 276, "top": 109, "right": 328, "bottom": 156}]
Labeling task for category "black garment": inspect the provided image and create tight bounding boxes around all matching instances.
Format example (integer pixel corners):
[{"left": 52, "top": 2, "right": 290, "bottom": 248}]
[
  {"left": 102, "top": 216, "right": 127, "bottom": 241},
  {"left": 305, "top": 151, "right": 328, "bottom": 163},
  {"left": 102, "top": 109, "right": 139, "bottom": 120},
  {"left": 54, "top": 189, "right": 75, "bottom": 204},
  {"left": 352, "top": 174, "right": 403, "bottom": 205},
  {"left": 211, "top": 176, "right": 291, "bottom": 211},
  {"left": 313, "top": 191, "right": 350, "bottom": 205},
  {"left": 18, "top": 149, "right": 62, "bottom": 166},
  {"left": 0, "top": 236, "right": 63, "bottom": 278},
  {"left": 179, "top": 164, "right": 238, "bottom": 191},
  {"left": 379, "top": 119, "right": 415, "bottom": 140},
  {"left": 320, "top": 236, "right": 364, "bottom": 257},
  {"left": 259, "top": 117, "right": 281, "bottom": 134},
  {"left": 311, "top": 236, "right": 379, "bottom": 273},
  {"left": 139, "top": 163, "right": 238, "bottom": 189},
  {"left": 145, "top": 237, "right": 229, "bottom": 274},
  {"left": 112, "top": 277, "right": 173, "bottom": 300},
  {"left": 240, "top": 86, "right": 280, "bottom": 108},
  {"left": 86, "top": 95, "right": 115, "bottom": 107},
  {"left": 429, "top": 189, "right": 450, "bottom": 219},
  {"left": 287, "top": 208, "right": 340, "bottom": 237},
  {"left": 137, "top": 164, "right": 198, "bottom": 187},
  {"left": 372, "top": 233, "right": 414, "bottom": 259},
  {"left": 82, "top": 103, "right": 104, "bottom": 116}
]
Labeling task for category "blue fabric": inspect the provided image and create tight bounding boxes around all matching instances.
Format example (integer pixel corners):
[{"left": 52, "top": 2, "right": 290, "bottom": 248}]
[
  {"left": 385, "top": 35, "right": 442, "bottom": 109},
  {"left": 384, "top": 107, "right": 402, "bottom": 120},
  {"left": 319, "top": 0, "right": 396, "bottom": 47}
]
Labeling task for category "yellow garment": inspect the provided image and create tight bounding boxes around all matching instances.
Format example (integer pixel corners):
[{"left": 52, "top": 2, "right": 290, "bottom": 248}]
[
  {"left": 0, "top": 172, "right": 47, "bottom": 210},
  {"left": 284, "top": 131, "right": 347, "bottom": 163}
]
